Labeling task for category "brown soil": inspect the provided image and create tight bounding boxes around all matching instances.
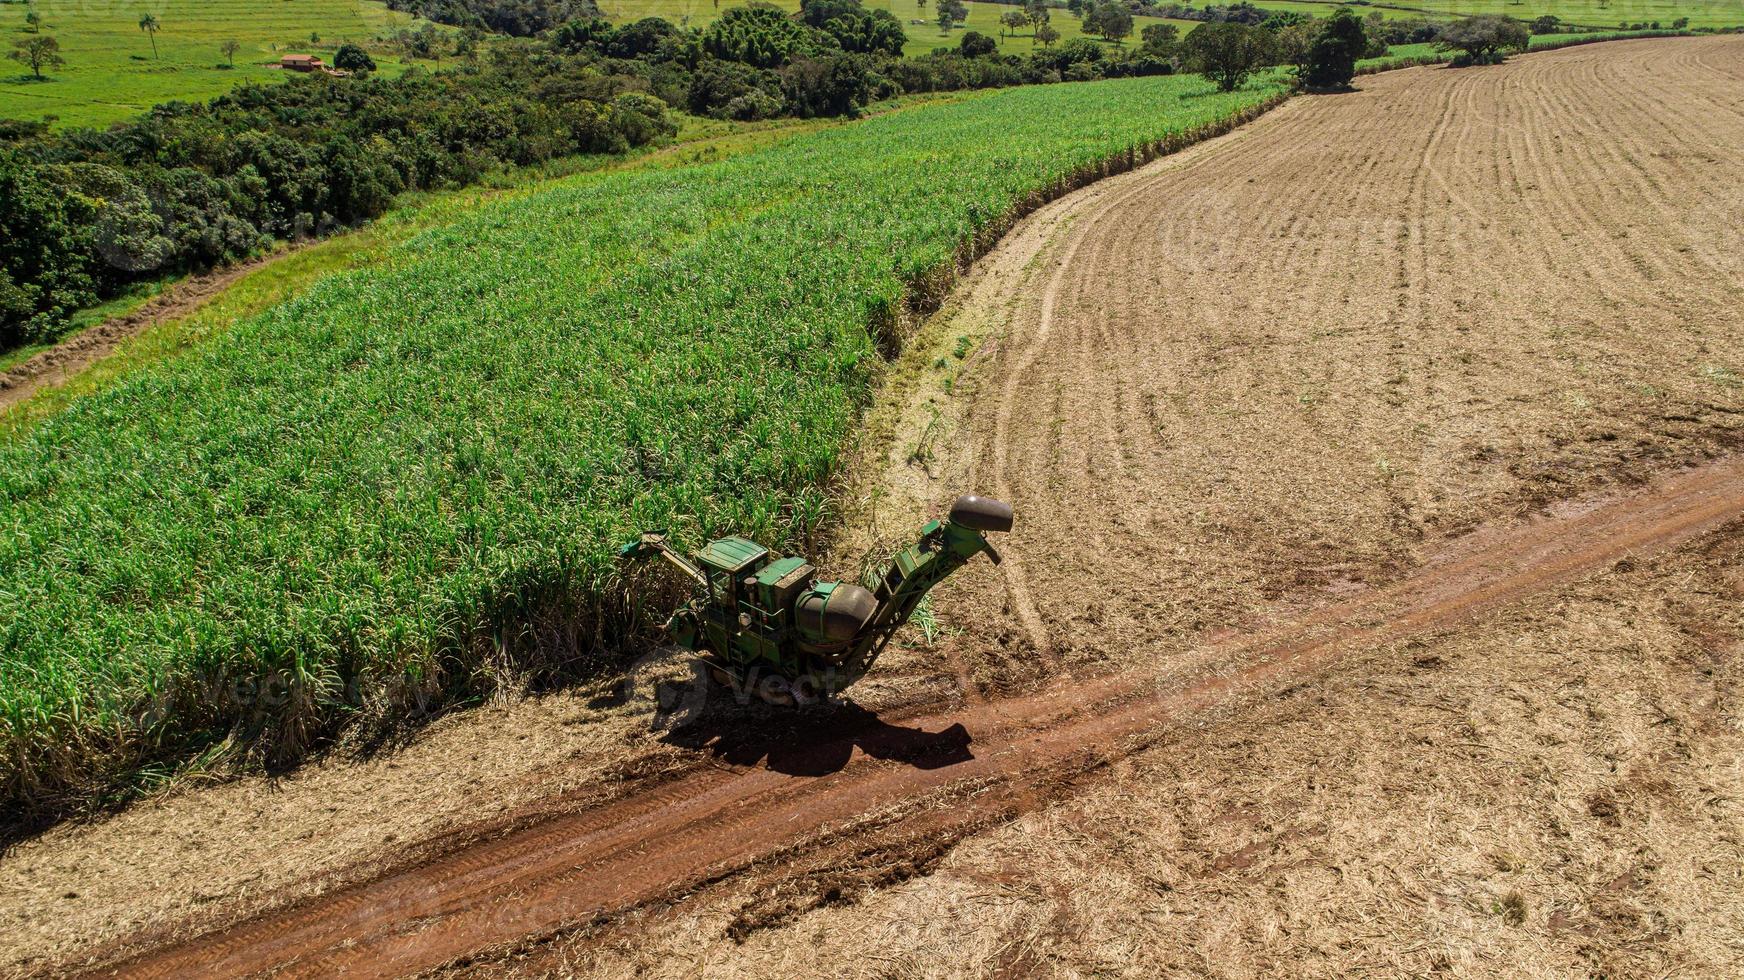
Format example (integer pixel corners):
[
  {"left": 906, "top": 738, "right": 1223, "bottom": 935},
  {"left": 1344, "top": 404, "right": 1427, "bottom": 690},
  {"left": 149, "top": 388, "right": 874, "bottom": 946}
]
[
  {"left": 0, "top": 251, "right": 292, "bottom": 411},
  {"left": 529, "top": 508, "right": 1744, "bottom": 980},
  {"left": 80, "top": 458, "right": 1744, "bottom": 979},
  {"left": 6, "top": 35, "right": 1743, "bottom": 979}
]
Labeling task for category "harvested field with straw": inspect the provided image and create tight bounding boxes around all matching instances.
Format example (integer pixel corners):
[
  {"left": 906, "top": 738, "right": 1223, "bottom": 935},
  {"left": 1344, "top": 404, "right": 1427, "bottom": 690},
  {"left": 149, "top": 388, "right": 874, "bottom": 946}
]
[{"left": 5, "top": 34, "right": 1742, "bottom": 979}]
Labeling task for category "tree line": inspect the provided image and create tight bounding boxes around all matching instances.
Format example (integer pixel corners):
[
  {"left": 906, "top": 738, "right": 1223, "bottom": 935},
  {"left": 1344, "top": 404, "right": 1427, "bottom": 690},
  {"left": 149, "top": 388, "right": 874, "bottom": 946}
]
[{"left": 0, "top": 50, "right": 673, "bottom": 349}]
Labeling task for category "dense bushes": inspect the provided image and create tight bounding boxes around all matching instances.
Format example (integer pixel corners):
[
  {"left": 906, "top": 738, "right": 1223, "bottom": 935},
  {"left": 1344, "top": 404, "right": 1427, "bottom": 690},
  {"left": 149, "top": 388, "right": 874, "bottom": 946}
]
[
  {"left": 0, "top": 51, "right": 674, "bottom": 347},
  {"left": 1300, "top": 7, "right": 1366, "bottom": 89},
  {"left": 800, "top": 0, "right": 907, "bottom": 56},
  {"left": 0, "top": 158, "right": 99, "bottom": 348},
  {"left": 704, "top": 3, "right": 827, "bottom": 68},
  {"left": 387, "top": 0, "right": 602, "bottom": 36}
]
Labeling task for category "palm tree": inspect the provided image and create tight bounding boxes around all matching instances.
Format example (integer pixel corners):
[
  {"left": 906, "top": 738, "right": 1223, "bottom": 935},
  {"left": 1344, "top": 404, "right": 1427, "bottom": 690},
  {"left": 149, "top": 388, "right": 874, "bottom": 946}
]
[{"left": 139, "top": 12, "right": 160, "bottom": 60}]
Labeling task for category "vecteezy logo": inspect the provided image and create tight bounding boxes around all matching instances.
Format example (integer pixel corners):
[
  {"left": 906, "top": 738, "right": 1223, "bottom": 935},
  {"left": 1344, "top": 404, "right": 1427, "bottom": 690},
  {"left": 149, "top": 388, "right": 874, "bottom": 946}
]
[{"left": 621, "top": 647, "right": 714, "bottom": 732}]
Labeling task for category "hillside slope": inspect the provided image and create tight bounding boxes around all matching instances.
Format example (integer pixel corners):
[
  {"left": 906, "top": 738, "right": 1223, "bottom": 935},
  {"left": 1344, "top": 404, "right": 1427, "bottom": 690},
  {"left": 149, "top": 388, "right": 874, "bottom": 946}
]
[{"left": 0, "top": 0, "right": 429, "bottom": 128}]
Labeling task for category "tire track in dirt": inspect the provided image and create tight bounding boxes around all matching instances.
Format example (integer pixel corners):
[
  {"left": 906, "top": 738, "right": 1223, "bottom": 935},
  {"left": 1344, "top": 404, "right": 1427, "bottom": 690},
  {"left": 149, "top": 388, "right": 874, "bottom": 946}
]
[{"left": 90, "top": 457, "right": 1744, "bottom": 980}]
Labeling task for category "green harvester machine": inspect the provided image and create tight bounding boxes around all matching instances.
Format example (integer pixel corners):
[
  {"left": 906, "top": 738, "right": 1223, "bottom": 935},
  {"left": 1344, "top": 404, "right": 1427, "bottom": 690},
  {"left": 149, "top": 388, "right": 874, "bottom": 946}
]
[{"left": 619, "top": 494, "right": 1013, "bottom": 704}]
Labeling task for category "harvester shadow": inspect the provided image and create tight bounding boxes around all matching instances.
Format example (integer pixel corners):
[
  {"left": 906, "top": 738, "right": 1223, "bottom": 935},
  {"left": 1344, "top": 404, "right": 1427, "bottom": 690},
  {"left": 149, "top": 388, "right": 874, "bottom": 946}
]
[{"left": 659, "top": 697, "right": 974, "bottom": 778}]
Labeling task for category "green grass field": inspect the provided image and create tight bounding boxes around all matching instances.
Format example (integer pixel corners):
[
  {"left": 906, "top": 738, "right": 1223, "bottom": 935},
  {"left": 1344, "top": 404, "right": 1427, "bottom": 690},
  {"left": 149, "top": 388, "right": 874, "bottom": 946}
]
[
  {"left": 601, "top": 0, "right": 1200, "bottom": 56},
  {"left": 1378, "top": 0, "right": 1737, "bottom": 28},
  {"left": 1254, "top": 0, "right": 1740, "bottom": 28},
  {"left": 0, "top": 70, "right": 1287, "bottom": 814},
  {"left": 0, "top": 0, "right": 434, "bottom": 129},
  {"left": 1353, "top": 26, "right": 1691, "bottom": 67}
]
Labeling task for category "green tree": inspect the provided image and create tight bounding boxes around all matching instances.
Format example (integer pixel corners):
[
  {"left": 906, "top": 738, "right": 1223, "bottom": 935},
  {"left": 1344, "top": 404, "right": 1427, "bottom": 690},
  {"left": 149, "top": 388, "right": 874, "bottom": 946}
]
[
  {"left": 394, "top": 25, "right": 435, "bottom": 59},
  {"left": 25, "top": 8, "right": 41, "bottom": 33},
  {"left": 1300, "top": 7, "right": 1367, "bottom": 89},
  {"left": 552, "top": 17, "right": 615, "bottom": 53},
  {"left": 9, "top": 35, "right": 65, "bottom": 80},
  {"left": 797, "top": 0, "right": 860, "bottom": 26},
  {"left": 1261, "top": 10, "right": 1310, "bottom": 31},
  {"left": 138, "top": 12, "right": 160, "bottom": 60},
  {"left": 605, "top": 18, "right": 679, "bottom": 58},
  {"left": 1272, "top": 21, "right": 1315, "bottom": 69},
  {"left": 1434, "top": 15, "right": 1529, "bottom": 65},
  {"left": 1140, "top": 22, "right": 1178, "bottom": 55},
  {"left": 960, "top": 29, "right": 997, "bottom": 55},
  {"left": 1025, "top": 0, "right": 1050, "bottom": 30},
  {"left": 1180, "top": 21, "right": 1274, "bottom": 91},
  {"left": 1083, "top": 2, "right": 1133, "bottom": 43},
  {"left": 778, "top": 52, "right": 873, "bottom": 118},
  {"left": 1035, "top": 22, "right": 1060, "bottom": 47},
  {"left": 1000, "top": 10, "right": 1029, "bottom": 39},
  {"left": 935, "top": 0, "right": 967, "bottom": 32},
  {"left": 819, "top": 8, "right": 908, "bottom": 56},
  {"left": 220, "top": 39, "right": 240, "bottom": 67},
  {"left": 0, "top": 151, "right": 98, "bottom": 346},
  {"left": 1530, "top": 14, "right": 1562, "bottom": 35},
  {"left": 334, "top": 43, "right": 376, "bottom": 72},
  {"left": 456, "top": 27, "right": 483, "bottom": 59}
]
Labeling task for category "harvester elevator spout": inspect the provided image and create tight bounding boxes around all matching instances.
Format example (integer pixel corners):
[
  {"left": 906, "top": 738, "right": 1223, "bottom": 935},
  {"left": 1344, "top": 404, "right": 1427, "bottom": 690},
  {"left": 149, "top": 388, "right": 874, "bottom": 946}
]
[{"left": 617, "top": 532, "right": 708, "bottom": 587}]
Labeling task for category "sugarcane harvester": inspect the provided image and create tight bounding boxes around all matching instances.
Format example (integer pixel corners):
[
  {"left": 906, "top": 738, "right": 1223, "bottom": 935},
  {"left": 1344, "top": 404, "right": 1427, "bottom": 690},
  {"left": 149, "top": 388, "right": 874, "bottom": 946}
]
[{"left": 619, "top": 495, "right": 1014, "bottom": 704}]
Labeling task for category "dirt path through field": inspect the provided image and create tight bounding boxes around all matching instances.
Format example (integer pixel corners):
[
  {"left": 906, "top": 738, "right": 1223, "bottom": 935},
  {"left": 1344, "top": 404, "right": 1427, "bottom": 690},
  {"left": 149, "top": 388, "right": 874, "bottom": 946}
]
[
  {"left": 31, "top": 35, "right": 1744, "bottom": 977},
  {"left": 0, "top": 252, "right": 296, "bottom": 412},
  {"left": 91, "top": 460, "right": 1744, "bottom": 978}
]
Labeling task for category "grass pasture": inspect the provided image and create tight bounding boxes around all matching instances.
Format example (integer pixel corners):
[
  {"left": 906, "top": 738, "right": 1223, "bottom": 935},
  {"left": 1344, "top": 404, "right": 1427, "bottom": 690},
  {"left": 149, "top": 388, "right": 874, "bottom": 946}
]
[
  {"left": 0, "top": 72, "right": 1289, "bottom": 815},
  {"left": 0, "top": 0, "right": 431, "bottom": 129},
  {"left": 1353, "top": 26, "right": 1693, "bottom": 68},
  {"left": 1217, "top": 0, "right": 1740, "bottom": 28}
]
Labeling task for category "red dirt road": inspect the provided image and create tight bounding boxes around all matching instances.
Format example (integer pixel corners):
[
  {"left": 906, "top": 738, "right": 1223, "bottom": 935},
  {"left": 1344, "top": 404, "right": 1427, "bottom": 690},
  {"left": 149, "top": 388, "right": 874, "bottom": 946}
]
[{"left": 96, "top": 457, "right": 1744, "bottom": 978}]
